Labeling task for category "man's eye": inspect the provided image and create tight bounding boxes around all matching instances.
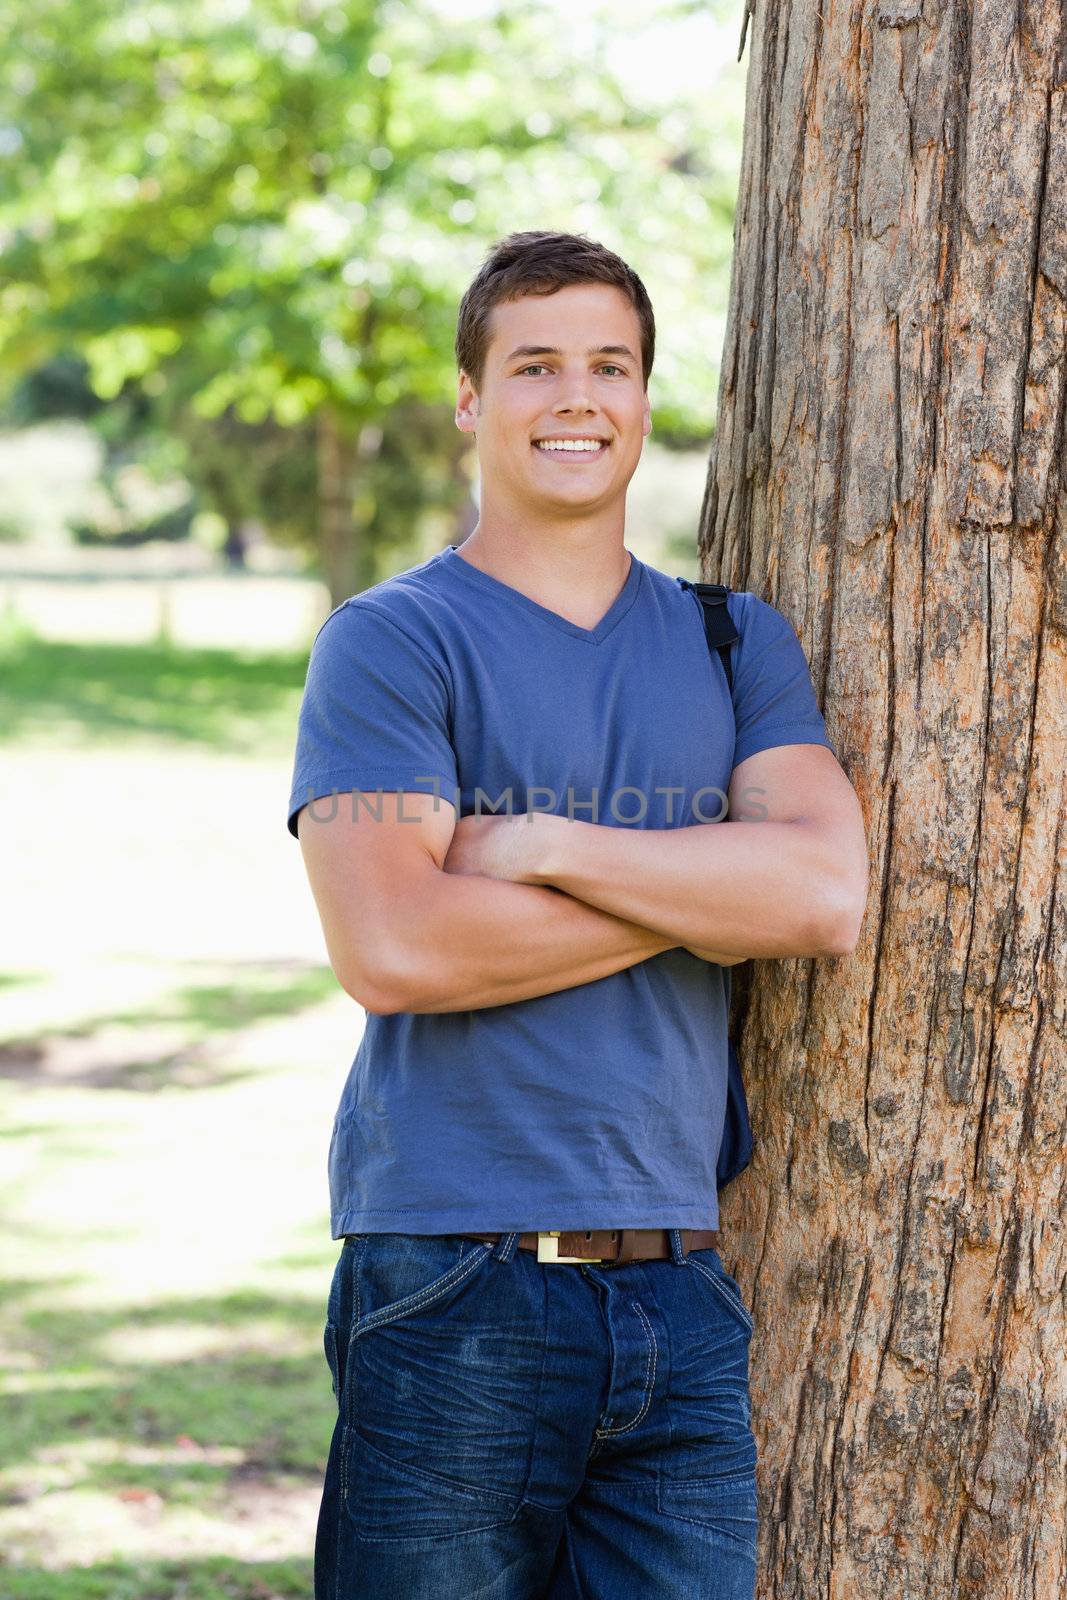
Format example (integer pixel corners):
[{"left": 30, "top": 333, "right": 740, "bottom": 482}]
[{"left": 518, "top": 360, "right": 627, "bottom": 374}]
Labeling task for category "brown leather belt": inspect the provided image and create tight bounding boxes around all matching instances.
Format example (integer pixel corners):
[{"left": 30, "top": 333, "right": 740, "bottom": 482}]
[{"left": 459, "top": 1227, "right": 721, "bottom": 1265}]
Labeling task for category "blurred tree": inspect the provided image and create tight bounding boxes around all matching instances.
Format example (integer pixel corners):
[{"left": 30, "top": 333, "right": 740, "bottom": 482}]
[{"left": 0, "top": 0, "right": 740, "bottom": 603}]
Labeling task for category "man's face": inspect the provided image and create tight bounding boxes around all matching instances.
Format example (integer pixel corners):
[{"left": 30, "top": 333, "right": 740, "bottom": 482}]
[{"left": 455, "top": 282, "right": 652, "bottom": 520}]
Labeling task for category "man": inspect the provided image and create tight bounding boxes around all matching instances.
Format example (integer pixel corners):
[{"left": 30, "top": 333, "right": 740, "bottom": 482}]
[{"left": 288, "top": 229, "right": 868, "bottom": 1599}]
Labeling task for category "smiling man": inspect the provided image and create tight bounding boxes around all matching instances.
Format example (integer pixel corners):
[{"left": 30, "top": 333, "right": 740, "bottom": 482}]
[{"left": 289, "top": 230, "right": 869, "bottom": 1599}]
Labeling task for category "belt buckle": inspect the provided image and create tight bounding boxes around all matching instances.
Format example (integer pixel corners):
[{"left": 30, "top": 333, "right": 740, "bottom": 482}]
[{"left": 536, "top": 1230, "right": 603, "bottom": 1264}]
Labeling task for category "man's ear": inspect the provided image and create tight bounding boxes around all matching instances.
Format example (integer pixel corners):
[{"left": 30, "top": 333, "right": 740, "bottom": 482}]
[{"left": 456, "top": 371, "right": 480, "bottom": 435}]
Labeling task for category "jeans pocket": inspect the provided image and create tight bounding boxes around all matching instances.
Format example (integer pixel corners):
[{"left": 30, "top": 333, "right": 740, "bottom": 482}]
[
  {"left": 687, "top": 1249, "right": 755, "bottom": 1337},
  {"left": 341, "top": 1425, "right": 523, "bottom": 1545},
  {"left": 657, "top": 1470, "right": 759, "bottom": 1553},
  {"left": 352, "top": 1233, "right": 496, "bottom": 1339},
  {"left": 341, "top": 1234, "right": 537, "bottom": 1544}
]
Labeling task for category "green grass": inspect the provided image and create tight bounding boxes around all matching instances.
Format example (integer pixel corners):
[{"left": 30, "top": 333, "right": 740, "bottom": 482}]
[
  {"left": 0, "top": 965, "right": 339, "bottom": 1094},
  {"left": 6, "top": 1286, "right": 332, "bottom": 1482},
  {"left": 0, "top": 1560, "right": 313, "bottom": 1599},
  {"left": 0, "top": 623, "right": 309, "bottom": 759},
  {"left": 1, "top": 618, "right": 355, "bottom": 1596}
]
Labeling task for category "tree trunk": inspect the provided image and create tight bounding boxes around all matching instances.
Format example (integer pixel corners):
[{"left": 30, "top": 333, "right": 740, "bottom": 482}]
[
  {"left": 221, "top": 520, "right": 247, "bottom": 569},
  {"left": 317, "top": 406, "right": 386, "bottom": 608},
  {"left": 317, "top": 404, "right": 356, "bottom": 610},
  {"left": 317, "top": 405, "right": 361, "bottom": 609},
  {"left": 702, "top": 2, "right": 1066, "bottom": 1595}
]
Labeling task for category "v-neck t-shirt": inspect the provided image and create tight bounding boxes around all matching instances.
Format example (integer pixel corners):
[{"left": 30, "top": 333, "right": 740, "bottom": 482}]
[{"left": 287, "top": 543, "right": 835, "bottom": 1237}]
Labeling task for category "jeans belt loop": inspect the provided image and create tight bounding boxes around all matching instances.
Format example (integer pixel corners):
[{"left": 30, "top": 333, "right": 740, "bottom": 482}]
[{"left": 613, "top": 1228, "right": 638, "bottom": 1266}]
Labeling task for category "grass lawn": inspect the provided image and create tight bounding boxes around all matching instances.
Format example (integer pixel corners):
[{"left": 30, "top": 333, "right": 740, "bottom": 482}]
[{"left": 0, "top": 616, "right": 365, "bottom": 1597}]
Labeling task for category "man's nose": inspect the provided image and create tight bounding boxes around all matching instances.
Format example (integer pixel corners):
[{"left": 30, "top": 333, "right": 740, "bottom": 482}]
[{"left": 556, "top": 376, "right": 598, "bottom": 412}]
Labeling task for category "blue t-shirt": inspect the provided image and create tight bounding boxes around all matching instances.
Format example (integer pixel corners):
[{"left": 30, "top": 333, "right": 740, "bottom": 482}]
[{"left": 287, "top": 543, "right": 834, "bottom": 1237}]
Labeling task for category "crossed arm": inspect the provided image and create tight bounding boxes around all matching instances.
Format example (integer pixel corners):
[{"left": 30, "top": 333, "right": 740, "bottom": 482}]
[{"left": 297, "top": 743, "right": 869, "bottom": 1015}]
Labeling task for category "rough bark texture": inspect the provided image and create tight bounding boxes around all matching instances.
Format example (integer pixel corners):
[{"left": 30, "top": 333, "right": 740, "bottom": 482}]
[{"left": 702, "top": 1, "right": 1067, "bottom": 1594}]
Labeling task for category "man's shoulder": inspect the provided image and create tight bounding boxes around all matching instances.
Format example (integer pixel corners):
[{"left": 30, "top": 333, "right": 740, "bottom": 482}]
[
  {"left": 665, "top": 578, "right": 818, "bottom": 693},
  {"left": 671, "top": 574, "right": 798, "bottom": 638},
  {"left": 726, "top": 589, "right": 808, "bottom": 650},
  {"left": 314, "top": 551, "right": 455, "bottom": 651},
  {"left": 655, "top": 564, "right": 759, "bottom": 632}
]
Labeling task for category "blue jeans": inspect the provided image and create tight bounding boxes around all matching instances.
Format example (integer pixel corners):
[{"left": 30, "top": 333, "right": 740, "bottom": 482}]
[{"left": 316, "top": 1229, "right": 757, "bottom": 1599}]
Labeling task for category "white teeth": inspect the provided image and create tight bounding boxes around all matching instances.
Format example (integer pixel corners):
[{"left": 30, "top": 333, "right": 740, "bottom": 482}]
[{"left": 535, "top": 439, "right": 606, "bottom": 452}]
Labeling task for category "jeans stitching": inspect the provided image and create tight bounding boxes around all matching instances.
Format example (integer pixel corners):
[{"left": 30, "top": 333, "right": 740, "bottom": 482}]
[
  {"left": 707, "top": 1264, "right": 753, "bottom": 1331},
  {"left": 666, "top": 1465, "right": 756, "bottom": 1487},
  {"left": 657, "top": 1500, "right": 758, "bottom": 1544},
  {"left": 595, "top": 1298, "right": 657, "bottom": 1437},
  {"left": 687, "top": 1257, "right": 755, "bottom": 1334},
  {"left": 341, "top": 1428, "right": 523, "bottom": 1542},
  {"left": 355, "top": 1241, "right": 493, "bottom": 1338},
  {"left": 354, "top": 1234, "right": 367, "bottom": 1326},
  {"left": 355, "top": 1428, "right": 520, "bottom": 1509},
  {"left": 688, "top": 1256, "right": 752, "bottom": 1326},
  {"left": 341, "top": 1237, "right": 368, "bottom": 1433}
]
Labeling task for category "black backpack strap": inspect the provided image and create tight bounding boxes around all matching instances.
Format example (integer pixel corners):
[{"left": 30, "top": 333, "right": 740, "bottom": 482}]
[
  {"left": 677, "top": 576, "right": 753, "bottom": 1194},
  {"left": 680, "top": 579, "right": 738, "bottom": 693}
]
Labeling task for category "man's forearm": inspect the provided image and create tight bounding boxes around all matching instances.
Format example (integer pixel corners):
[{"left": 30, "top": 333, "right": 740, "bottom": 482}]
[
  {"left": 526, "top": 817, "right": 852, "bottom": 959},
  {"left": 369, "top": 871, "right": 677, "bottom": 1015}
]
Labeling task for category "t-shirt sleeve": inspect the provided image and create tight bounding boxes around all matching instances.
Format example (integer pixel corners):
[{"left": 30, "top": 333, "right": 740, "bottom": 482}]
[
  {"left": 730, "top": 593, "right": 835, "bottom": 768},
  {"left": 286, "top": 600, "right": 459, "bottom": 839}
]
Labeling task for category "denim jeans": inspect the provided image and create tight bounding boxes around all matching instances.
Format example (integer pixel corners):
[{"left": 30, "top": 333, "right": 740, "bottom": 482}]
[{"left": 315, "top": 1228, "right": 757, "bottom": 1599}]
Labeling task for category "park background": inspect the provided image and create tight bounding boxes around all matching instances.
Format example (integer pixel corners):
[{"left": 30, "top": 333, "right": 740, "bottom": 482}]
[{"left": 0, "top": 0, "right": 748, "bottom": 1593}]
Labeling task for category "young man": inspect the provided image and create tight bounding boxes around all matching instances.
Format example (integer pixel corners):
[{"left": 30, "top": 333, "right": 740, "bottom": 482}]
[{"left": 288, "top": 230, "right": 868, "bottom": 1599}]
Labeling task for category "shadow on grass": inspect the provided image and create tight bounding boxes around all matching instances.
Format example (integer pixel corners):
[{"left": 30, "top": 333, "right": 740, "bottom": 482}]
[
  {"left": 0, "top": 960, "right": 342, "bottom": 1093},
  {"left": 2, "top": 1275, "right": 339, "bottom": 1591},
  {"left": 0, "top": 1555, "right": 313, "bottom": 1598},
  {"left": 6, "top": 1282, "right": 336, "bottom": 1481},
  {"left": 0, "top": 634, "right": 309, "bottom": 759}
]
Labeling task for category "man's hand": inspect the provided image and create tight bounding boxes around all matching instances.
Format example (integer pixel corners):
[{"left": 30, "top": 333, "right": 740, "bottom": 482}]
[
  {"left": 512, "top": 746, "right": 868, "bottom": 960},
  {"left": 442, "top": 814, "right": 751, "bottom": 966},
  {"left": 442, "top": 814, "right": 746, "bottom": 966},
  {"left": 442, "top": 811, "right": 545, "bottom": 884}
]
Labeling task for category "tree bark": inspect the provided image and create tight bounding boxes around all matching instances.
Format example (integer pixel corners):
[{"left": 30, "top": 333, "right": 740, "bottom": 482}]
[{"left": 702, "top": 2, "right": 1067, "bottom": 1595}]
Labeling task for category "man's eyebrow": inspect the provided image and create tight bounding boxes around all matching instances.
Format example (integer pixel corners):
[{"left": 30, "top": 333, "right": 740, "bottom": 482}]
[{"left": 503, "top": 344, "right": 637, "bottom": 363}]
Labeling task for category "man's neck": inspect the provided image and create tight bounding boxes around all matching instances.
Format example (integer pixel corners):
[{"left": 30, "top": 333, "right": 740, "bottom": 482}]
[{"left": 454, "top": 525, "right": 632, "bottom": 632}]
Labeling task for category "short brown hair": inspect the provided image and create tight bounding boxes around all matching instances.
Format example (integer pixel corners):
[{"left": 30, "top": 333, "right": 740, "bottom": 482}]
[{"left": 455, "top": 230, "right": 655, "bottom": 394}]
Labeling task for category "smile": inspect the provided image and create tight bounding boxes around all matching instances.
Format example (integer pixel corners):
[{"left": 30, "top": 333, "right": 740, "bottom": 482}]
[{"left": 533, "top": 440, "right": 610, "bottom": 460}]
